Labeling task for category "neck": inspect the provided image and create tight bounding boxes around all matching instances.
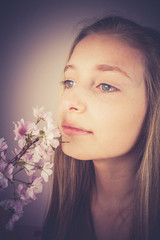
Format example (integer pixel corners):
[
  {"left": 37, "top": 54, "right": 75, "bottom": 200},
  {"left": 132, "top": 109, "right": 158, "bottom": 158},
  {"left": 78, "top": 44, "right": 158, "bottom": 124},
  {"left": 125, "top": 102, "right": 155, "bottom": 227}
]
[{"left": 92, "top": 151, "right": 137, "bottom": 207}]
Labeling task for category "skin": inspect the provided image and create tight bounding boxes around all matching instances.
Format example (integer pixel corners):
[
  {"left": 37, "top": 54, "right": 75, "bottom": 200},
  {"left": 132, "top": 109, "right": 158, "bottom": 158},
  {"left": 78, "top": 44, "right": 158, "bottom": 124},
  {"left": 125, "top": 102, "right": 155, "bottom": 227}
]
[{"left": 58, "top": 34, "right": 147, "bottom": 239}]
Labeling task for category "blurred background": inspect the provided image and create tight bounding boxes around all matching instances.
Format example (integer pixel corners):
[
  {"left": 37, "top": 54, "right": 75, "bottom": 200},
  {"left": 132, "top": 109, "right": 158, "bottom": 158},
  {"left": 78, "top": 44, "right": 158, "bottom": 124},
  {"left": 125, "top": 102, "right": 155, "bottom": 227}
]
[{"left": 0, "top": 0, "right": 160, "bottom": 229}]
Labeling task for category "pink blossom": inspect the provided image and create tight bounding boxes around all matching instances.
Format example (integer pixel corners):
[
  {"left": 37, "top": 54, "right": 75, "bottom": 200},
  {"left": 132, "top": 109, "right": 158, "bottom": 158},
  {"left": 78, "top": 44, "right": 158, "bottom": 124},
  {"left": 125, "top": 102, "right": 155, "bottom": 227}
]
[
  {"left": 6, "top": 214, "right": 22, "bottom": 231},
  {"left": 16, "top": 184, "right": 27, "bottom": 200},
  {"left": 33, "top": 106, "right": 46, "bottom": 119},
  {"left": 53, "top": 128, "right": 61, "bottom": 138},
  {"left": 18, "top": 138, "right": 26, "bottom": 148},
  {"left": 0, "top": 107, "right": 60, "bottom": 229},
  {"left": 50, "top": 138, "right": 60, "bottom": 149},
  {"left": 0, "top": 172, "right": 8, "bottom": 189},
  {"left": 26, "top": 177, "right": 43, "bottom": 200},
  {"left": 32, "top": 144, "right": 46, "bottom": 163},
  {"left": 0, "top": 138, "right": 8, "bottom": 153},
  {"left": 43, "top": 127, "right": 60, "bottom": 147},
  {"left": 0, "top": 162, "right": 14, "bottom": 189},
  {"left": 1, "top": 151, "right": 7, "bottom": 162},
  {"left": 44, "top": 112, "right": 55, "bottom": 129},
  {"left": 21, "top": 151, "right": 33, "bottom": 162},
  {"left": 41, "top": 162, "right": 53, "bottom": 182},
  {"left": 24, "top": 162, "right": 36, "bottom": 176},
  {"left": 0, "top": 161, "right": 7, "bottom": 171},
  {"left": 6, "top": 164, "right": 14, "bottom": 180},
  {"left": 43, "top": 127, "right": 54, "bottom": 144},
  {"left": 13, "top": 119, "right": 37, "bottom": 141},
  {"left": 33, "top": 107, "right": 55, "bottom": 128},
  {"left": 16, "top": 184, "right": 31, "bottom": 203},
  {"left": 0, "top": 199, "right": 25, "bottom": 230},
  {"left": 20, "top": 152, "right": 36, "bottom": 174}
]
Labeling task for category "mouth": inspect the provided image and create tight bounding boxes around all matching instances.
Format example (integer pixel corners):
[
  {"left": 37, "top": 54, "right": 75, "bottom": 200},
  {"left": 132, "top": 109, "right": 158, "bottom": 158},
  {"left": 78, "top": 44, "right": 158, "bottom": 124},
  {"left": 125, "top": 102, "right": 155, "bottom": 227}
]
[{"left": 61, "top": 123, "right": 93, "bottom": 136}]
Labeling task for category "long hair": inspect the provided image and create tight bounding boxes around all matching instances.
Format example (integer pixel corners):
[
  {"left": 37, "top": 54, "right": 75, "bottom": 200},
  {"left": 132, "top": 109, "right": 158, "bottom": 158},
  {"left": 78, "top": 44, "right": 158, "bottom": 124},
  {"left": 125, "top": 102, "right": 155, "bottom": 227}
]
[{"left": 42, "top": 16, "right": 160, "bottom": 240}]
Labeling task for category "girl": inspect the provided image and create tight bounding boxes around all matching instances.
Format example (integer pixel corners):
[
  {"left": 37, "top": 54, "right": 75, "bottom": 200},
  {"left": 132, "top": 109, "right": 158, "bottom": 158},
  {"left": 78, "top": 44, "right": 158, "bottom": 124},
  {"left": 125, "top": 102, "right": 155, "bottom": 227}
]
[{"left": 42, "top": 16, "right": 160, "bottom": 240}]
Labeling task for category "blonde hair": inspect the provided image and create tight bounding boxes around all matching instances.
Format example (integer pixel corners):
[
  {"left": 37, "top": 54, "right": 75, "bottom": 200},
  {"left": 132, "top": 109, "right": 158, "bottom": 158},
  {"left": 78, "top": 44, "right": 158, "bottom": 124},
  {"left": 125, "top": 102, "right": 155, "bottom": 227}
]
[{"left": 42, "top": 16, "right": 160, "bottom": 240}]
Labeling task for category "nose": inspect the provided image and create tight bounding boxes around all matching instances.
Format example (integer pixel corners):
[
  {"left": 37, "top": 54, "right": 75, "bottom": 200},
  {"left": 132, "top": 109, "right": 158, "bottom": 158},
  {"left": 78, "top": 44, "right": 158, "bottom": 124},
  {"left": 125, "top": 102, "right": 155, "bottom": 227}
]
[{"left": 61, "top": 90, "right": 87, "bottom": 113}]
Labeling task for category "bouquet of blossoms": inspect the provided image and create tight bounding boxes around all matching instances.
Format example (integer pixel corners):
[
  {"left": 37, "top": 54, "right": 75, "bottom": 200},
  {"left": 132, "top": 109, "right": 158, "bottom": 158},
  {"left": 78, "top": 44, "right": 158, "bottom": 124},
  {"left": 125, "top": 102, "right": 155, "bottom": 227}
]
[{"left": 0, "top": 107, "right": 61, "bottom": 231}]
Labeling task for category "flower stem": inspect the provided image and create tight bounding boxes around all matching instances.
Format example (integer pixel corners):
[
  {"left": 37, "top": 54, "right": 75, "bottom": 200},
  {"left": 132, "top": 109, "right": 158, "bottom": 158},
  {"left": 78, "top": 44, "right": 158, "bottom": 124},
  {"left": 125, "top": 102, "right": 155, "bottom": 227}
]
[
  {"left": 11, "top": 137, "right": 39, "bottom": 164},
  {"left": 13, "top": 167, "right": 25, "bottom": 176},
  {"left": 13, "top": 178, "right": 32, "bottom": 186}
]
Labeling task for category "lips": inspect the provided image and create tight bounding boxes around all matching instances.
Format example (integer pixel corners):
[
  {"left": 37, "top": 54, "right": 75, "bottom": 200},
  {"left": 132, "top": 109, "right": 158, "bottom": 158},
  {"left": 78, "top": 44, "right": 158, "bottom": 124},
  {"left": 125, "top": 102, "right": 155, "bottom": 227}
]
[{"left": 61, "top": 122, "right": 93, "bottom": 136}]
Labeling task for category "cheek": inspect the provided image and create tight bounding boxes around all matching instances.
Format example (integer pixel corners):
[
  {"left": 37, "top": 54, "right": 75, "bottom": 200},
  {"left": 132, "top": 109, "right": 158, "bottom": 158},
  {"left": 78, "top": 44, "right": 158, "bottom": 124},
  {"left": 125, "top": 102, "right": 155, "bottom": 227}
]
[{"left": 93, "top": 100, "right": 147, "bottom": 158}]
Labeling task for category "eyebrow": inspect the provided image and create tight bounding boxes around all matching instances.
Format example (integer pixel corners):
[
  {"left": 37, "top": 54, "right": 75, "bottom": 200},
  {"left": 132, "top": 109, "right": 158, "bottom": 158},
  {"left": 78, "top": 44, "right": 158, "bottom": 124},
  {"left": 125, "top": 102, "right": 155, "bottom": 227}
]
[{"left": 64, "top": 64, "right": 132, "bottom": 80}]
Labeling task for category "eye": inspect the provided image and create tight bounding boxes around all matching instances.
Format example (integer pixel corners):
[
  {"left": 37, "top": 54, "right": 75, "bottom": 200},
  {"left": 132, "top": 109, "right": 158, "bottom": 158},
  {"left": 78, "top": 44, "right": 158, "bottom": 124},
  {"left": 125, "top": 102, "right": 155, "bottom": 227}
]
[
  {"left": 60, "top": 80, "right": 75, "bottom": 89},
  {"left": 97, "top": 83, "right": 118, "bottom": 92}
]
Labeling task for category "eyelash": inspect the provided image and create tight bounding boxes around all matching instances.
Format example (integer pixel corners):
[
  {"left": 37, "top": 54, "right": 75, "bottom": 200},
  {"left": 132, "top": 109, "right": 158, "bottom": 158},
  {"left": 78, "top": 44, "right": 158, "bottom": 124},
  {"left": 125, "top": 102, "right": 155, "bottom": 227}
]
[{"left": 60, "top": 80, "right": 118, "bottom": 93}]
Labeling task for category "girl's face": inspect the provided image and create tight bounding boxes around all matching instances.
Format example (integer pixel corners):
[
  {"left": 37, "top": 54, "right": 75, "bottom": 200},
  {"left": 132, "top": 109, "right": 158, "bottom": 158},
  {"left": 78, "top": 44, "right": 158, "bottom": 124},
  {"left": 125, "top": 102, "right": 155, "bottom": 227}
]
[{"left": 58, "top": 34, "right": 147, "bottom": 160}]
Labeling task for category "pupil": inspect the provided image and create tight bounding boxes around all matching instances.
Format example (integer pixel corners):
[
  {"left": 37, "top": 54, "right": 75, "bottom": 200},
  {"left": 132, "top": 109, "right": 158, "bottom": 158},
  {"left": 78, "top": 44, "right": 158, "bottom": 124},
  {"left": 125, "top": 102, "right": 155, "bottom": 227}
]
[
  {"left": 68, "top": 81, "right": 73, "bottom": 88},
  {"left": 102, "top": 84, "right": 110, "bottom": 91}
]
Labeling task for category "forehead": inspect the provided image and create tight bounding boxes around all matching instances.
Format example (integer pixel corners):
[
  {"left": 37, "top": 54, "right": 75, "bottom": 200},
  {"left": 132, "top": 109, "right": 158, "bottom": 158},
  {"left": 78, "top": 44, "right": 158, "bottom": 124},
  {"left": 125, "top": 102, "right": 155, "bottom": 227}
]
[
  {"left": 68, "top": 34, "right": 145, "bottom": 82},
  {"left": 71, "top": 33, "right": 144, "bottom": 59}
]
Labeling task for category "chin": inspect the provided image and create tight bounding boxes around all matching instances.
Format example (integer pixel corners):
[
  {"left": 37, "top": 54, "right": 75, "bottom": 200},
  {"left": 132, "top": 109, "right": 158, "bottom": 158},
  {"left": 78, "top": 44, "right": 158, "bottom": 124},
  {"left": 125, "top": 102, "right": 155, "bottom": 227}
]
[{"left": 62, "top": 144, "right": 92, "bottom": 161}]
